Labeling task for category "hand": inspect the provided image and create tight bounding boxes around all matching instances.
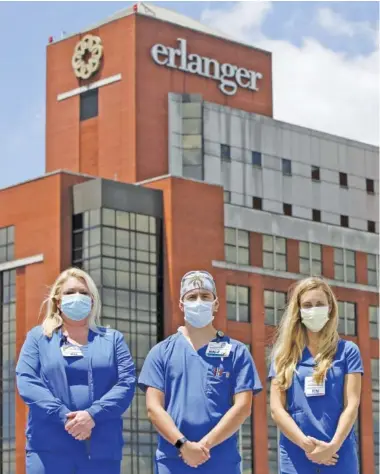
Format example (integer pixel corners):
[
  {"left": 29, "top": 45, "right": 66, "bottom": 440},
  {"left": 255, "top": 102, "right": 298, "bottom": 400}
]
[
  {"left": 301, "top": 436, "right": 317, "bottom": 454},
  {"left": 306, "top": 437, "right": 339, "bottom": 465},
  {"left": 179, "top": 441, "right": 210, "bottom": 468},
  {"left": 65, "top": 411, "right": 95, "bottom": 439}
]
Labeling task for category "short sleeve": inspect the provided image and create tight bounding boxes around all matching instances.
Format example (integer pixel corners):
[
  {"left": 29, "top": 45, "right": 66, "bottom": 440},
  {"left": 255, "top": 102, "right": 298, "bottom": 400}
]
[
  {"left": 138, "top": 343, "right": 165, "bottom": 393},
  {"left": 267, "top": 361, "right": 276, "bottom": 380},
  {"left": 232, "top": 345, "right": 263, "bottom": 396},
  {"left": 345, "top": 341, "right": 364, "bottom": 375}
]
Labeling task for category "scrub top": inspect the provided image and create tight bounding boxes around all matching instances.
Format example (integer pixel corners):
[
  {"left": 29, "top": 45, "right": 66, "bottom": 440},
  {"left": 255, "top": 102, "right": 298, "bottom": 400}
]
[
  {"left": 138, "top": 330, "right": 262, "bottom": 466},
  {"left": 63, "top": 344, "right": 91, "bottom": 411},
  {"left": 268, "top": 339, "right": 363, "bottom": 474}
]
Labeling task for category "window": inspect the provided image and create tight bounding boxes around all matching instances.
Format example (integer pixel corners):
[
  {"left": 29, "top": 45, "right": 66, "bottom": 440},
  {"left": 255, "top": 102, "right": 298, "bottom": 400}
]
[
  {"left": 263, "top": 235, "right": 287, "bottom": 271},
  {"left": 339, "top": 172, "right": 348, "bottom": 188},
  {"left": 224, "top": 191, "right": 231, "bottom": 203},
  {"left": 334, "top": 248, "right": 356, "bottom": 283},
  {"left": 225, "top": 228, "right": 250, "bottom": 265},
  {"left": 282, "top": 159, "right": 292, "bottom": 176},
  {"left": 311, "top": 166, "right": 320, "bottom": 181},
  {"left": 0, "top": 226, "right": 14, "bottom": 264},
  {"left": 368, "top": 221, "right": 376, "bottom": 233},
  {"left": 312, "top": 209, "right": 321, "bottom": 222},
  {"left": 226, "top": 285, "right": 250, "bottom": 322},
  {"left": 369, "top": 306, "right": 379, "bottom": 339},
  {"left": 366, "top": 178, "right": 375, "bottom": 194},
  {"left": 371, "top": 359, "right": 379, "bottom": 474},
  {"left": 264, "top": 290, "right": 286, "bottom": 326},
  {"left": 337, "top": 301, "right": 357, "bottom": 336},
  {"left": 252, "top": 151, "right": 262, "bottom": 167},
  {"left": 283, "top": 203, "right": 292, "bottom": 216},
  {"left": 1, "top": 269, "right": 16, "bottom": 474},
  {"left": 238, "top": 344, "right": 253, "bottom": 474},
  {"left": 266, "top": 347, "right": 280, "bottom": 474},
  {"left": 340, "top": 215, "right": 349, "bottom": 228},
  {"left": 221, "top": 144, "right": 231, "bottom": 161},
  {"left": 252, "top": 197, "right": 262, "bottom": 210},
  {"left": 367, "top": 254, "right": 378, "bottom": 287},
  {"left": 73, "top": 208, "right": 162, "bottom": 474},
  {"left": 299, "top": 242, "right": 322, "bottom": 276},
  {"left": 80, "top": 89, "right": 98, "bottom": 121}
]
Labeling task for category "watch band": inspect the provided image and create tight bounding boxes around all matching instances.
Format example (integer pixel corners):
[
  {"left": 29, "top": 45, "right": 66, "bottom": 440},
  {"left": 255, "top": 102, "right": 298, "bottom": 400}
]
[{"left": 174, "top": 437, "right": 188, "bottom": 450}]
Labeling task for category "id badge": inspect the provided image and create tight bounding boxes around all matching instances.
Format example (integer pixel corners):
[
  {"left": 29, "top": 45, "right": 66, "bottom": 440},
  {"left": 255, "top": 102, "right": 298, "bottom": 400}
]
[
  {"left": 61, "top": 344, "right": 83, "bottom": 357},
  {"left": 304, "top": 376, "right": 325, "bottom": 397},
  {"left": 206, "top": 342, "right": 232, "bottom": 358}
]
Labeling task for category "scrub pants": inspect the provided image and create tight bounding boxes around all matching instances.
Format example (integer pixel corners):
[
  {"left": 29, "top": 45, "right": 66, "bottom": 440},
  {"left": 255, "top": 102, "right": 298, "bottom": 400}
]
[
  {"left": 26, "top": 451, "right": 121, "bottom": 474},
  {"left": 155, "top": 459, "right": 241, "bottom": 474}
]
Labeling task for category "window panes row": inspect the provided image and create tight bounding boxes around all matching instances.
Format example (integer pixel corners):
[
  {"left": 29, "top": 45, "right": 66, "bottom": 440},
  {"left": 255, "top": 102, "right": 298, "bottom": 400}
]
[
  {"left": 73, "top": 210, "right": 156, "bottom": 234},
  {"left": 0, "top": 226, "right": 15, "bottom": 264}
]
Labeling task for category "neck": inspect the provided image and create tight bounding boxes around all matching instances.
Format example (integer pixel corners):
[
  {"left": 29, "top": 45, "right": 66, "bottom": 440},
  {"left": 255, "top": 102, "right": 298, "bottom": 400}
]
[
  {"left": 62, "top": 319, "right": 89, "bottom": 334},
  {"left": 306, "top": 330, "right": 321, "bottom": 349},
  {"left": 183, "top": 322, "right": 216, "bottom": 340}
]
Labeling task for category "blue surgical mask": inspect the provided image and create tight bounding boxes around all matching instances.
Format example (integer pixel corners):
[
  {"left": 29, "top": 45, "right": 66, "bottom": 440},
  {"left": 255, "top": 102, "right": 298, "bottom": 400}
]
[
  {"left": 183, "top": 300, "right": 215, "bottom": 328},
  {"left": 61, "top": 294, "right": 92, "bottom": 321}
]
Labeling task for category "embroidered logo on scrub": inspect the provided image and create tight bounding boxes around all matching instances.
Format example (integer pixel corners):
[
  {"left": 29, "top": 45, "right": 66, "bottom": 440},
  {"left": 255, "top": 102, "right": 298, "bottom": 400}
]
[{"left": 212, "top": 367, "right": 231, "bottom": 378}]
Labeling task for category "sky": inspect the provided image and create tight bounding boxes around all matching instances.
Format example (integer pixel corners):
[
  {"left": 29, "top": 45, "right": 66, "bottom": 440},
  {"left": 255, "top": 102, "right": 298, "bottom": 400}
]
[{"left": 0, "top": 1, "right": 379, "bottom": 190}]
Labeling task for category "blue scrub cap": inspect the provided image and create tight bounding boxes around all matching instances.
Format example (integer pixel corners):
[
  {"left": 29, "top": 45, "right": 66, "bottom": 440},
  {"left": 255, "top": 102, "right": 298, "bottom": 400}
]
[{"left": 180, "top": 271, "right": 217, "bottom": 299}]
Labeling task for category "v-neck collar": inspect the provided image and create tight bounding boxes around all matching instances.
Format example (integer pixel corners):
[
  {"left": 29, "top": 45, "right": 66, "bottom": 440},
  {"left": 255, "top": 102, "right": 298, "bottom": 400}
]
[{"left": 177, "top": 327, "right": 220, "bottom": 356}]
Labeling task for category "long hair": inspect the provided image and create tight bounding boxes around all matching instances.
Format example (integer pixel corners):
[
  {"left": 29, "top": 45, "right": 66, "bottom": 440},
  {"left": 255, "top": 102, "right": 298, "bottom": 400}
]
[
  {"left": 271, "top": 277, "right": 339, "bottom": 391},
  {"left": 41, "top": 267, "right": 102, "bottom": 338}
]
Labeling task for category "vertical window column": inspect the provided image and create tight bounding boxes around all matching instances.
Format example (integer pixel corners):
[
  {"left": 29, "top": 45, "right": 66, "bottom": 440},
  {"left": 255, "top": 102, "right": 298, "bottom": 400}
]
[
  {"left": 367, "top": 254, "right": 379, "bottom": 287},
  {"left": 334, "top": 249, "right": 356, "bottom": 283},
  {"left": 299, "top": 242, "right": 322, "bottom": 276},
  {"left": 369, "top": 306, "right": 379, "bottom": 339},
  {"left": 224, "top": 228, "right": 250, "bottom": 265},
  {"left": 263, "top": 235, "right": 287, "bottom": 272},
  {"left": 337, "top": 301, "right": 357, "bottom": 336},
  {"left": 264, "top": 290, "right": 286, "bottom": 326},
  {"left": 181, "top": 98, "right": 203, "bottom": 181},
  {"left": 226, "top": 285, "right": 250, "bottom": 322}
]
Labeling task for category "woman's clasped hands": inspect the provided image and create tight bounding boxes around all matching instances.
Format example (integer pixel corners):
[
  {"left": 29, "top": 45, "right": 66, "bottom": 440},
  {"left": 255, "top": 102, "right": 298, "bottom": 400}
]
[
  {"left": 65, "top": 410, "right": 95, "bottom": 441},
  {"left": 304, "top": 436, "right": 339, "bottom": 466}
]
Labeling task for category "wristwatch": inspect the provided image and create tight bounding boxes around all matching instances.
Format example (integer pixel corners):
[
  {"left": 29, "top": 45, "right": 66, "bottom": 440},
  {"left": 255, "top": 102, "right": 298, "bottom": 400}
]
[{"left": 174, "top": 437, "right": 188, "bottom": 450}]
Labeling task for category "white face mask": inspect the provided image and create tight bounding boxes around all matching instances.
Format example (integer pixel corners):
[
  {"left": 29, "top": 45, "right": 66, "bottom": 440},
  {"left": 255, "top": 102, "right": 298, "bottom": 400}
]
[
  {"left": 183, "top": 299, "right": 215, "bottom": 328},
  {"left": 300, "top": 306, "right": 329, "bottom": 333}
]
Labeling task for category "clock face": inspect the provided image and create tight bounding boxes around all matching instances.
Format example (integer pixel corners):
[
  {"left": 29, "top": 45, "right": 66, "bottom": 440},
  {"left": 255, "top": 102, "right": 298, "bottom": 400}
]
[{"left": 72, "top": 34, "right": 103, "bottom": 80}]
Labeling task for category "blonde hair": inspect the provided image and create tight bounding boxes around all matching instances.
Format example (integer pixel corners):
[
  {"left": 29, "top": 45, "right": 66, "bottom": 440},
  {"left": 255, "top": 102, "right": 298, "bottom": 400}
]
[
  {"left": 271, "top": 277, "right": 339, "bottom": 391},
  {"left": 41, "top": 267, "right": 102, "bottom": 338}
]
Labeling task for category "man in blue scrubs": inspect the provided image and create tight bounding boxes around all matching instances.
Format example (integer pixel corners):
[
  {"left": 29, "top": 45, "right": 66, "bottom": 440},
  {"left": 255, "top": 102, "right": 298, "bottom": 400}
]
[{"left": 138, "top": 270, "right": 262, "bottom": 473}]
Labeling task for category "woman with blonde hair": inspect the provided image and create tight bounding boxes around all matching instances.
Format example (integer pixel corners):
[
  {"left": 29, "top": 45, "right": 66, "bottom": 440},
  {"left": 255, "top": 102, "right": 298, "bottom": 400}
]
[
  {"left": 269, "top": 276, "right": 363, "bottom": 474},
  {"left": 16, "top": 267, "right": 136, "bottom": 474}
]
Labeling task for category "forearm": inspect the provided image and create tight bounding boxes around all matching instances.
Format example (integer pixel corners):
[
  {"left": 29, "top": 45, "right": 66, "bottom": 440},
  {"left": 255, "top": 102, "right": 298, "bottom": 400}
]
[
  {"left": 272, "top": 408, "right": 309, "bottom": 449},
  {"left": 148, "top": 405, "right": 184, "bottom": 445},
  {"left": 331, "top": 405, "right": 359, "bottom": 450},
  {"left": 201, "top": 404, "right": 250, "bottom": 449}
]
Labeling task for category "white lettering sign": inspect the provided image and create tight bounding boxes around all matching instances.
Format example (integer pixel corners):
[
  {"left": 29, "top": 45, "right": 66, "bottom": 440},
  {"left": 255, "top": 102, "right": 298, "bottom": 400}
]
[{"left": 151, "top": 38, "right": 263, "bottom": 96}]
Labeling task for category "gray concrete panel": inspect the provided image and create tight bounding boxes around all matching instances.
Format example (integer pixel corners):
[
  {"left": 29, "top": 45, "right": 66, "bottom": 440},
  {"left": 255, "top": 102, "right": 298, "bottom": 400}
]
[
  {"left": 263, "top": 169, "right": 283, "bottom": 200},
  {"left": 204, "top": 155, "right": 222, "bottom": 185},
  {"left": 230, "top": 161, "right": 244, "bottom": 193},
  {"left": 263, "top": 199, "right": 282, "bottom": 214}
]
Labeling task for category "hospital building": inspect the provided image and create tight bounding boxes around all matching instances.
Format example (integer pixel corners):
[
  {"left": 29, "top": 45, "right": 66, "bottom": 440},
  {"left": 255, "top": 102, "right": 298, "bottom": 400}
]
[{"left": 0, "top": 3, "right": 378, "bottom": 474}]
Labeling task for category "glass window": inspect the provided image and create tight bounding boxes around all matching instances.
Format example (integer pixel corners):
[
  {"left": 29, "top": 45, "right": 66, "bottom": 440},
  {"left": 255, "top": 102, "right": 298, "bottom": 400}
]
[
  {"left": 183, "top": 149, "right": 202, "bottom": 166},
  {"left": 312, "top": 209, "right": 321, "bottom": 222},
  {"left": 252, "top": 197, "right": 262, "bottom": 210},
  {"left": 224, "top": 228, "right": 250, "bottom": 265},
  {"left": 252, "top": 151, "right": 262, "bottom": 167},
  {"left": 226, "top": 285, "right": 250, "bottom": 322},
  {"left": 299, "top": 242, "right": 322, "bottom": 276},
  {"left": 263, "top": 235, "right": 287, "bottom": 271},
  {"left": 339, "top": 172, "right": 348, "bottom": 188},
  {"left": 369, "top": 306, "right": 379, "bottom": 339},
  {"left": 282, "top": 159, "right": 292, "bottom": 176},
  {"left": 264, "top": 290, "right": 286, "bottom": 326},
  {"left": 311, "top": 166, "right": 320, "bottom": 181},
  {"left": 221, "top": 144, "right": 231, "bottom": 161},
  {"left": 182, "top": 118, "right": 202, "bottom": 135},
  {"left": 334, "top": 248, "right": 356, "bottom": 283},
  {"left": 1, "top": 269, "right": 16, "bottom": 474},
  {"left": 0, "top": 226, "right": 15, "bottom": 264},
  {"left": 182, "top": 102, "right": 202, "bottom": 119},
  {"left": 371, "top": 359, "right": 379, "bottom": 474},
  {"left": 366, "top": 178, "right": 375, "bottom": 194},
  {"left": 368, "top": 254, "right": 378, "bottom": 287},
  {"left": 183, "top": 165, "right": 203, "bottom": 181},
  {"left": 182, "top": 135, "right": 202, "bottom": 149},
  {"left": 338, "top": 301, "right": 357, "bottom": 336},
  {"left": 80, "top": 89, "right": 98, "bottom": 121},
  {"left": 224, "top": 191, "right": 231, "bottom": 203}
]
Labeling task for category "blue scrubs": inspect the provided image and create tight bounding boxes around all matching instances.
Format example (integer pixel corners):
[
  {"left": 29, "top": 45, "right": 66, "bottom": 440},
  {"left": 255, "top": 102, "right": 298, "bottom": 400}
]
[
  {"left": 16, "top": 326, "right": 136, "bottom": 474},
  {"left": 138, "top": 331, "right": 262, "bottom": 473},
  {"left": 268, "top": 339, "right": 363, "bottom": 474}
]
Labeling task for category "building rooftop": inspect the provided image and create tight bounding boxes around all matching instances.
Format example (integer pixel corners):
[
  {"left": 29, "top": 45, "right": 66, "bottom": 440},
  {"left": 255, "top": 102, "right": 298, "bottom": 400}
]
[{"left": 50, "top": 2, "right": 270, "bottom": 55}]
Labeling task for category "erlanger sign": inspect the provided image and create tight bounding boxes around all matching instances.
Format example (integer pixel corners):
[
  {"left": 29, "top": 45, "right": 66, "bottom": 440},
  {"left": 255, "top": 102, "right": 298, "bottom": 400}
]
[{"left": 151, "top": 38, "right": 263, "bottom": 97}]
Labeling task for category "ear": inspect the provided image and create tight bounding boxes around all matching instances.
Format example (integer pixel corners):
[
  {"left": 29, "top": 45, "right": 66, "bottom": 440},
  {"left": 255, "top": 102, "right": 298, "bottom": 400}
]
[
  {"left": 179, "top": 301, "right": 184, "bottom": 313},
  {"left": 213, "top": 299, "right": 219, "bottom": 313}
]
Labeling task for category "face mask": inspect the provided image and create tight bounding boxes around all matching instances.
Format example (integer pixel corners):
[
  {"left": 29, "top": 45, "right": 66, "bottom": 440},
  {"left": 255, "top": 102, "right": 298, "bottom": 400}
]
[
  {"left": 300, "top": 306, "right": 329, "bottom": 333},
  {"left": 183, "top": 299, "right": 215, "bottom": 328},
  {"left": 60, "top": 294, "right": 92, "bottom": 321}
]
